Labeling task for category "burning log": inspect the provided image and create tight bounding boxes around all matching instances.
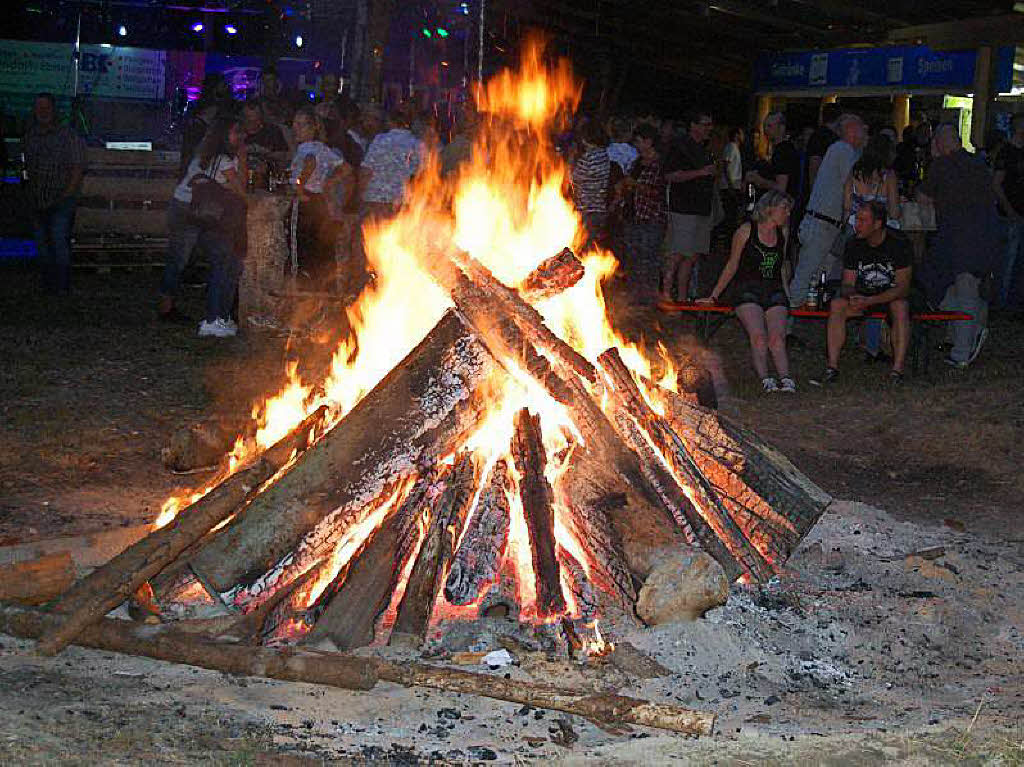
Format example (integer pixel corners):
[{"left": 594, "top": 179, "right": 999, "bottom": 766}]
[
  {"left": 511, "top": 408, "right": 565, "bottom": 617},
  {"left": 302, "top": 475, "right": 431, "bottom": 650},
  {"left": 441, "top": 458, "right": 511, "bottom": 607},
  {"left": 598, "top": 348, "right": 774, "bottom": 582},
  {"left": 517, "top": 247, "right": 585, "bottom": 302},
  {"left": 391, "top": 454, "right": 476, "bottom": 642},
  {"left": 0, "top": 552, "right": 75, "bottom": 605},
  {"left": 35, "top": 406, "right": 328, "bottom": 657},
  {"left": 659, "top": 390, "right": 831, "bottom": 557},
  {"left": 1, "top": 602, "right": 715, "bottom": 737},
  {"left": 184, "top": 310, "right": 498, "bottom": 594}
]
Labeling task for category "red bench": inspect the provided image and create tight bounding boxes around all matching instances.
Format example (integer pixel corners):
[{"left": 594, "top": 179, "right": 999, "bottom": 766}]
[{"left": 656, "top": 301, "right": 972, "bottom": 376}]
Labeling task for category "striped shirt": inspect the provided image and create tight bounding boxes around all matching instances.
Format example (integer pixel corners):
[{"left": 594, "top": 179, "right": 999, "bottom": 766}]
[{"left": 572, "top": 147, "right": 610, "bottom": 214}]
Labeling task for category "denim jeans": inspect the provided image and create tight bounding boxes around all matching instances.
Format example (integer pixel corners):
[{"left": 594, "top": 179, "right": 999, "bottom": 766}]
[
  {"left": 33, "top": 196, "right": 77, "bottom": 294},
  {"left": 624, "top": 219, "right": 666, "bottom": 304},
  {"left": 1001, "top": 217, "right": 1024, "bottom": 309},
  {"left": 203, "top": 227, "right": 243, "bottom": 322},
  {"left": 940, "top": 272, "right": 987, "bottom": 363},
  {"left": 159, "top": 199, "right": 203, "bottom": 298}
]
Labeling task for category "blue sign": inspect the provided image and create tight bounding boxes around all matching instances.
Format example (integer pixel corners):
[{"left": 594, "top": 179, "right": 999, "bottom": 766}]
[{"left": 754, "top": 45, "right": 1014, "bottom": 93}]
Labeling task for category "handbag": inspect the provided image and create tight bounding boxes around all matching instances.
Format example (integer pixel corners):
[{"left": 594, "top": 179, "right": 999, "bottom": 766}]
[{"left": 189, "top": 157, "right": 243, "bottom": 228}]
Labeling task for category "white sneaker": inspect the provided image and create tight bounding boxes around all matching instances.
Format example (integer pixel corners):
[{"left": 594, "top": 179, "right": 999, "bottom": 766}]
[
  {"left": 761, "top": 377, "right": 779, "bottom": 393},
  {"left": 779, "top": 377, "right": 797, "bottom": 393},
  {"left": 224, "top": 318, "right": 239, "bottom": 333},
  {"left": 198, "top": 318, "right": 236, "bottom": 338}
]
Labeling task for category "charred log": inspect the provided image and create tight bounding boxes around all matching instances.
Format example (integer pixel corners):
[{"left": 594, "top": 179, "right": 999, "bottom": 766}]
[
  {"left": 511, "top": 408, "right": 565, "bottom": 618},
  {"left": 301, "top": 475, "right": 429, "bottom": 651},
  {"left": 442, "top": 458, "right": 511, "bottom": 607},
  {"left": 390, "top": 455, "right": 476, "bottom": 642},
  {"left": 517, "top": 248, "right": 585, "bottom": 302}
]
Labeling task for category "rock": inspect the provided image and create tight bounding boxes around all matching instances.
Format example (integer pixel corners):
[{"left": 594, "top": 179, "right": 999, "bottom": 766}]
[
  {"left": 467, "top": 746, "right": 498, "bottom": 760},
  {"left": 635, "top": 547, "right": 728, "bottom": 624}
]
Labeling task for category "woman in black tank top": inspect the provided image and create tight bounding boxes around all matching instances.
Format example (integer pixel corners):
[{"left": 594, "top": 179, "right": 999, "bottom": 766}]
[{"left": 698, "top": 190, "right": 797, "bottom": 393}]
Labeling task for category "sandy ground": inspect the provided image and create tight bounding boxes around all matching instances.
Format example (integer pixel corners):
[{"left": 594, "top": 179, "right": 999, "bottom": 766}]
[{"left": 1, "top": 268, "right": 1023, "bottom": 763}]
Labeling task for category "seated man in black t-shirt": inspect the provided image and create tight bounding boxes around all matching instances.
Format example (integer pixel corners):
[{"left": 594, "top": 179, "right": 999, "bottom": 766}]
[{"left": 813, "top": 201, "right": 913, "bottom": 384}]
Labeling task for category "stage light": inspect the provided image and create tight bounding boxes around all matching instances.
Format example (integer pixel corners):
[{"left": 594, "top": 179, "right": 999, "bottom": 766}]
[
  {"left": 422, "top": 27, "right": 431, "bottom": 37},
  {"left": 224, "top": 24, "right": 237, "bottom": 34},
  {"left": 191, "top": 22, "right": 204, "bottom": 32},
  {"left": 118, "top": 25, "right": 127, "bottom": 36},
  {"left": 436, "top": 27, "right": 448, "bottom": 37},
  {"left": 295, "top": 34, "right": 303, "bottom": 47}
]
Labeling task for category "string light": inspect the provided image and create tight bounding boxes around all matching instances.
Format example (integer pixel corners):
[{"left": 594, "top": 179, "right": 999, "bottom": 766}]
[
  {"left": 224, "top": 24, "right": 237, "bottom": 34},
  {"left": 118, "top": 24, "right": 127, "bottom": 36},
  {"left": 191, "top": 22, "right": 204, "bottom": 32},
  {"left": 295, "top": 34, "right": 303, "bottom": 47}
]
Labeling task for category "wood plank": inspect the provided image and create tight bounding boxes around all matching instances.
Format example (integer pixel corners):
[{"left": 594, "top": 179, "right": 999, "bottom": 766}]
[
  {"left": 74, "top": 208, "right": 167, "bottom": 236},
  {"left": 81, "top": 176, "right": 176, "bottom": 203},
  {"left": 86, "top": 148, "right": 180, "bottom": 168}
]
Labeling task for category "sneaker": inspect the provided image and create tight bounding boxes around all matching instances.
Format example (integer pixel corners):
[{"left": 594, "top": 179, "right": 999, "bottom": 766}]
[
  {"left": 223, "top": 318, "right": 239, "bottom": 333},
  {"left": 943, "top": 356, "right": 968, "bottom": 370},
  {"left": 779, "top": 377, "right": 797, "bottom": 393},
  {"left": 761, "top": 377, "right": 779, "bottom": 393},
  {"left": 889, "top": 370, "right": 905, "bottom": 385},
  {"left": 198, "top": 318, "right": 236, "bottom": 338},
  {"left": 809, "top": 367, "right": 839, "bottom": 386},
  {"left": 967, "top": 327, "right": 988, "bottom": 365}
]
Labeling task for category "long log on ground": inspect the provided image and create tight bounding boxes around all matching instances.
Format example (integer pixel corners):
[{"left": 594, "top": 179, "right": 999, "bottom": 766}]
[
  {"left": 0, "top": 552, "right": 75, "bottom": 605},
  {"left": 184, "top": 310, "right": 497, "bottom": 595},
  {"left": 599, "top": 348, "right": 774, "bottom": 582},
  {"left": 442, "top": 458, "right": 511, "bottom": 607},
  {"left": 373, "top": 658, "right": 715, "bottom": 736},
  {"left": 511, "top": 408, "right": 565, "bottom": 617},
  {"left": 1, "top": 602, "right": 713, "bottom": 736},
  {"left": 2, "top": 602, "right": 375, "bottom": 690},
  {"left": 35, "top": 407, "right": 328, "bottom": 657}
]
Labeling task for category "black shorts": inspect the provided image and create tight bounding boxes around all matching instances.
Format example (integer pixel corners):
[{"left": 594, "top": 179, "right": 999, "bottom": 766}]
[{"left": 732, "top": 282, "right": 788, "bottom": 310}]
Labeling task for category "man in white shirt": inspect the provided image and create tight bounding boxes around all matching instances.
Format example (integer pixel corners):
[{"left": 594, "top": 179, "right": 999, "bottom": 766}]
[
  {"left": 789, "top": 113, "right": 866, "bottom": 307},
  {"left": 360, "top": 108, "right": 424, "bottom": 215}
]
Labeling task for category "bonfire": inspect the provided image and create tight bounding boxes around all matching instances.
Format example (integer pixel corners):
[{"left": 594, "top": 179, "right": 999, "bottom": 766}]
[{"left": 5, "top": 40, "right": 829, "bottom": 737}]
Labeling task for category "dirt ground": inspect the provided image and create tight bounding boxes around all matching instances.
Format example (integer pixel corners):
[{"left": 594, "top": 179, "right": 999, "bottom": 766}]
[{"left": 1, "top": 266, "right": 1022, "bottom": 764}]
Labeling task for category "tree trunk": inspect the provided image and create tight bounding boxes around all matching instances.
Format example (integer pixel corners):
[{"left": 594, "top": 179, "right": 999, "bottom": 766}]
[{"left": 186, "top": 310, "right": 497, "bottom": 594}]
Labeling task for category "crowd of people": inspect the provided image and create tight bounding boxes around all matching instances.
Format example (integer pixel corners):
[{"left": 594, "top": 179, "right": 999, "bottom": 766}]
[
  {"left": 562, "top": 104, "right": 1017, "bottom": 390},
  {"left": 18, "top": 71, "right": 1023, "bottom": 390}
]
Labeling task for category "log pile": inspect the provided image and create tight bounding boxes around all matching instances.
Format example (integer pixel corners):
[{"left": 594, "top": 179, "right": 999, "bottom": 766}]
[{"left": 5, "top": 246, "right": 832, "bottom": 737}]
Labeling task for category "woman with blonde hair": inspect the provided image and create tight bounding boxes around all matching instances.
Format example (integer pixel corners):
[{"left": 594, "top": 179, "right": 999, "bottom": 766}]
[
  {"left": 698, "top": 190, "right": 797, "bottom": 392},
  {"left": 290, "top": 106, "right": 344, "bottom": 286}
]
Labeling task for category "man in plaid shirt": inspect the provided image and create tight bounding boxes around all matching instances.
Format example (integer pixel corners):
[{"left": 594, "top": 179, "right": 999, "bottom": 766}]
[
  {"left": 622, "top": 122, "right": 667, "bottom": 305},
  {"left": 23, "top": 93, "right": 86, "bottom": 294}
]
